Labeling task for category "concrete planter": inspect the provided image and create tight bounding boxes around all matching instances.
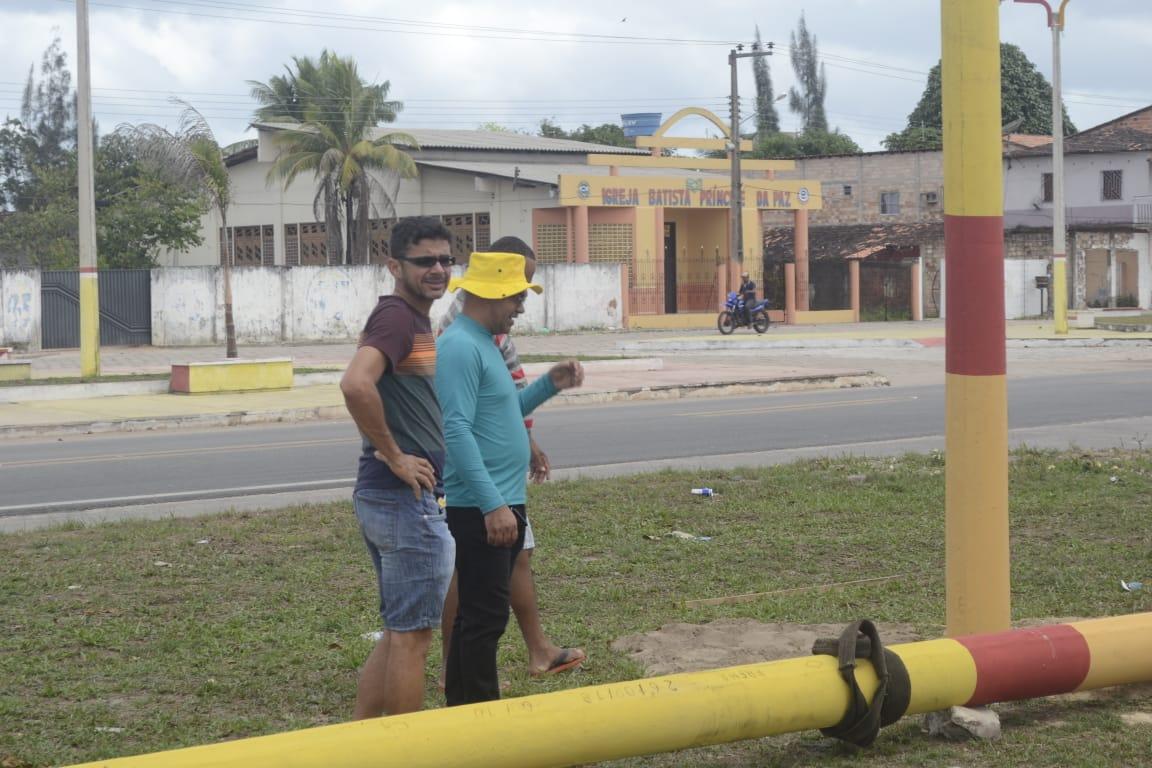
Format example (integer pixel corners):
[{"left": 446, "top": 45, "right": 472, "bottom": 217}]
[{"left": 170, "top": 358, "right": 293, "bottom": 394}]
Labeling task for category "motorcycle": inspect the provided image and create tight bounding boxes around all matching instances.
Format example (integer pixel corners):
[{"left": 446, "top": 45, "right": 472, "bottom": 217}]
[{"left": 717, "top": 291, "right": 771, "bottom": 335}]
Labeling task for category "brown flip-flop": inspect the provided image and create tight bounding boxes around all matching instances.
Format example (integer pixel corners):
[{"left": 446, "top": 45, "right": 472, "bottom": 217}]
[{"left": 531, "top": 648, "right": 586, "bottom": 677}]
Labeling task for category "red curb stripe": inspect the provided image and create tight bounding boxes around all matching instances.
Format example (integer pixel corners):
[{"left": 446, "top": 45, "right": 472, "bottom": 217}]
[
  {"left": 944, "top": 215, "right": 1006, "bottom": 376},
  {"left": 957, "top": 624, "right": 1091, "bottom": 706}
]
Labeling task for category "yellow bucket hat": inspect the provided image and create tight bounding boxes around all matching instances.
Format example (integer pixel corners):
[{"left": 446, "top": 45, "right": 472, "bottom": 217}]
[{"left": 448, "top": 252, "right": 543, "bottom": 299}]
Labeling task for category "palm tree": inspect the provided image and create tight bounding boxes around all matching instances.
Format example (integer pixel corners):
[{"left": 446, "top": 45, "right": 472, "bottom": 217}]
[
  {"left": 250, "top": 51, "right": 418, "bottom": 264},
  {"left": 249, "top": 56, "right": 345, "bottom": 263},
  {"left": 117, "top": 101, "right": 238, "bottom": 357}
]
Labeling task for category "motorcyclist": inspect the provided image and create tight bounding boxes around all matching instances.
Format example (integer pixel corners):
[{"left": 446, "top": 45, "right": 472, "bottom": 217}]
[{"left": 738, "top": 271, "right": 757, "bottom": 325}]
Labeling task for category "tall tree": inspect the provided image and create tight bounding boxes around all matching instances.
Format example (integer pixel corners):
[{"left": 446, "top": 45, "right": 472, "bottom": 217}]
[
  {"left": 251, "top": 51, "right": 418, "bottom": 264},
  {"left": 787, "top": 13, "right": 828, "bottom": 134},
  {"left": 20, "top": 35, "right": 76, "bottom": 170},
  {"left": 752, "top": 26, "right": 779, "bottom": 136},
  {"left": 250, "top": 55, "right": 342, "bottom": 262},
  {"left": 118, "top": 102, "right": 238, "bottom": 357},
  {"left": 882, "top": 43, "right": 1076, "bottom": 151},
  {"left": 1, "top": 42, "right": 203, "bottom": 270}
]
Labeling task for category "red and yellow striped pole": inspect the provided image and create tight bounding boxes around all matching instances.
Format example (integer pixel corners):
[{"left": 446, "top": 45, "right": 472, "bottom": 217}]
[
  {"left": 63, "top": 614, "right": 1152, "bottom": 768},
  {"left": 941, "top": 0, "right": 1010, "bottom": 637}
]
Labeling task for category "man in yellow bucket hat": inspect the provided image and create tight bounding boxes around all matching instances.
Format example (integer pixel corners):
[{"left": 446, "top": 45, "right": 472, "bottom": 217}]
[
  {"left": 437, "top": 237, "right": 586, "bottom": 690},
  {"left": 436, "top": 249, "right": 585, "bottom": 705}
]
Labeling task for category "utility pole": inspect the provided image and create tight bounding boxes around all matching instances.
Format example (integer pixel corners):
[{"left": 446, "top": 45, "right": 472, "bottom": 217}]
[
  {"left": 76, "top": 0, "right": 100, "bottom": 375},
  {"left": 728, "top": 41, "right": 773, "bottom": 265},
  {"left": 1015, "top": 0, "right": 1071, "bottom": 334}
]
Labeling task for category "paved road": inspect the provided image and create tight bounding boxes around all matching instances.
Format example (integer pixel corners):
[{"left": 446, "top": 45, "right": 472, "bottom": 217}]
[{"left": 4, "top": 369, "right": 1152, "bottom": 520}]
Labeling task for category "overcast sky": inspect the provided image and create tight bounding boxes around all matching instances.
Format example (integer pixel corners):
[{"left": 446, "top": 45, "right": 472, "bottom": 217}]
[{"left": 1, "top": 0, "right": 1149, "bottom": 152}]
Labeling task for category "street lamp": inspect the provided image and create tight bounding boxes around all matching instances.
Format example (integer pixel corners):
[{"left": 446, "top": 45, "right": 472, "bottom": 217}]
[
  {"left": 1015, "top": 0, "right": 1070, "bottom": 334},
  {"left": 727, "top": 42, "right": 774, "bottom": 265}
]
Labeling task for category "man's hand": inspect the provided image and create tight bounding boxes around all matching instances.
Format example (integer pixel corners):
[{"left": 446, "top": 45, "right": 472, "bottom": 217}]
[
  {"left": 484, "top": 505, "right": 519, "bottom": 547},
  {"left": 529, "top": 436, "right": 550, "bottom": 483},
  {"left": 374, "top": 450, "right": 435, "bottom": 499},
  {"left": 548, "top": 359, "right": 585, "bottom": 391}
]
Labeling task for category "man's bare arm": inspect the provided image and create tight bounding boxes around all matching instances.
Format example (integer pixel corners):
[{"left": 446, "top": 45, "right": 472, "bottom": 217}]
[{"left": 341, "top": 346, "right": 435, "bottom": 497}]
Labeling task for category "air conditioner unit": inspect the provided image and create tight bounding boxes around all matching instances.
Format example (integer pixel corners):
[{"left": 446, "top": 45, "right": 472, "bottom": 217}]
[{"left": 921, "top": 191, "right": 939, "bottom": 205}]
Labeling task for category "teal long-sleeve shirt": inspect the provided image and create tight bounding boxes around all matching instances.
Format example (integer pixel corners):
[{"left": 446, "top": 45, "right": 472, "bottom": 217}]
[{"left": 436, "top": 314, "right": 558, "bottom": 513}]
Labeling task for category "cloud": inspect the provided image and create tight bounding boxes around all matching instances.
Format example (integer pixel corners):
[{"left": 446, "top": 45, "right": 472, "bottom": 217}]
[{"left": 0, "top": 0, "right": 1146, "bottom": 152}]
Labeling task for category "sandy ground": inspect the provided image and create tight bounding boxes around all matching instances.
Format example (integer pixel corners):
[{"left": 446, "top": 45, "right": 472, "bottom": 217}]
[{"left": 611, "top": 618, "right": 925, "bottom": 677}]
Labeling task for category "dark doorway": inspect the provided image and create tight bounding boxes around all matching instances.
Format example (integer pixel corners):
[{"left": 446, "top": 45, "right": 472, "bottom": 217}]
[{"left": 663, "top": 222, "right": 678, "bottom": 314}]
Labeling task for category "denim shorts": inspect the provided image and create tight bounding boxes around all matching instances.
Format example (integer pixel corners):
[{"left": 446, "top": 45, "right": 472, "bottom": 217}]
[{"left": 353, "top": 487, "right": 455, "bottom": 632}]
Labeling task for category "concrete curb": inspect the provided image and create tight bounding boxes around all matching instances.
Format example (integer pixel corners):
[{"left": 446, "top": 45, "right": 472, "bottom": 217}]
[
  {"left": 618, "top": 339, "right": 927, "bottom": 352},
  {"left": 548, "top": 373, "right": 888, "bottom": 405},
  {"left": 618, "top": 337, "right": 1152, "bottom": 352},
  {"left": 0, "top": 371, "right": 887, "bottom": 439},
  {"left": 0, "top": 371, "right": 343, "bottom": 404},
  {"left": 0, "top": 361, "right": 664, "bottom": 404}
]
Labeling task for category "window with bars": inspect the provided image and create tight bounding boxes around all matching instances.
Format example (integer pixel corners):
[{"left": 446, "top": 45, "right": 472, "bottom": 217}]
[
  {"left": 475, "top": 212, "right": 491, "bottom": 252},
  {"left": 1102, "top": 170, "right": 1123, "bottom": 201},
  {"left": 589, "top": 223, "right": 634, "bottom": 281},
  {"left": 441, "top": 213, "right": 476, "bottom": 263},
  {"left": 219, "top": 225, "right": 273, "bottom": 266},
  {"left": 879, "top": 191, "right": 900, "bottom": 215},
  {"left": 534, "top": 223, "right": 568, "bottom": 263},
  {"left": 368, "top": 219, "right": 394, "bottom": 264},
  {"left": 1041, "top": 173, "right": 1053, "bottom": 203},
  {"left": 297, "top": 222, "right": 329, "bottom": 265}
]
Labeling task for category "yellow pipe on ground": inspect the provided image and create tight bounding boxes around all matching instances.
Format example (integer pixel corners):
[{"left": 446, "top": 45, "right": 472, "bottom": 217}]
[{"left": 65, "top": 613, "right": 1152, "bottom": 768}]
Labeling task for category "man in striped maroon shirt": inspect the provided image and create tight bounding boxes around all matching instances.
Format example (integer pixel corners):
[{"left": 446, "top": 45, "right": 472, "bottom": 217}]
[{"left": 340, "top": 216, "right": 458, "bottom": 719}]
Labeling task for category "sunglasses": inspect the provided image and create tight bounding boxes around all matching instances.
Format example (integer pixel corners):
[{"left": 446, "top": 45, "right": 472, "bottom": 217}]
[
  {"left": 396, "top": 255, "right": 456, "bottom": 268},
  {"left": 507, "top": 291, "right": 528, "bottom": 305}
]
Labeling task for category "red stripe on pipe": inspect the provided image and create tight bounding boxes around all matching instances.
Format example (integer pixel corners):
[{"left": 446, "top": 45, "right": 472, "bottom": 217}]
[
  {"left": 957, "top": 624, "right": 1091, "bottom": 705},
  {"left": 78, "top": 266, "right": 98, "bottom": 274},
  {"left": 944, "top": 215, "right": 1005, "bottom": 376}
]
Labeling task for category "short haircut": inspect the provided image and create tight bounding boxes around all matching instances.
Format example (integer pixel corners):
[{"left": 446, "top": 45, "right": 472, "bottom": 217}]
[
  {"left": 486, "top": 235, "right": 536, "bottom": 261},
  {"left": 389, "top": 216, "right": 452, "bottom": 260}
]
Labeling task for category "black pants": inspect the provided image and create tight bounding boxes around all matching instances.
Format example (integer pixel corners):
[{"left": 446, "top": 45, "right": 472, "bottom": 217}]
[{"left": 444, "top": 505, "right": 525, "bottom": 706}]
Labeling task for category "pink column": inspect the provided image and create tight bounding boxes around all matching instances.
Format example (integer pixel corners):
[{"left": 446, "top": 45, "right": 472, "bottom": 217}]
[
  {"left": 911, "top": 259, "right": 923, "bottom": 321},
  {"left": 794, "top": 209, "right": 810, "bottom": 312},
  {"left": 784, "top": 262, "right": 797, "bottom": 325},
  {"left": 574, "top": 206, "right": 589, "bottom": 264},
  {"left": 565, "top": 207, "right": 575, "bottom": 263},
  {"left": 849, "top": 259, "right": 861, "bottom": 322}
]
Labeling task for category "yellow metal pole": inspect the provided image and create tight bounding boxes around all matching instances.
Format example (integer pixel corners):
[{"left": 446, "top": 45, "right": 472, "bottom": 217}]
[
  {"left": 76, "top": 0, "right": 100, "bottom": 377},
  {"left": 63, "top": 614, "right": 1152, "bottom": 768},
  {"left": 941, "top": 0, "right": 1010, "bottom": 636}
]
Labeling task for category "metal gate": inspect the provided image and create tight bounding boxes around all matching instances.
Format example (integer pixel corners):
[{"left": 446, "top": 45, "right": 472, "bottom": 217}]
[{"left": 41, "top": 269, "right": 152, "bottom": 349}]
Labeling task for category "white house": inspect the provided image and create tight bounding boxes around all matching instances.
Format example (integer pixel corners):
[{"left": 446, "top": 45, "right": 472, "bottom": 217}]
[
  {"left": 163, "top": 125, "right": 647, "bottom": 268},
  {"left": 1003, "top": 106, "right": 1152, "bottom": 309}
]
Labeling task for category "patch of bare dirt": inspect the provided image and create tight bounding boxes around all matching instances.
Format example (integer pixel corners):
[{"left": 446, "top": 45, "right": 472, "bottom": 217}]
[{"left": 611, "top": 618, "right": 924, "bottom": 677}]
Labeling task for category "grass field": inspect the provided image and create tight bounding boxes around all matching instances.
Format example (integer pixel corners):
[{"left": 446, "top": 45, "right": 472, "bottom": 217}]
[{"left": 2, "top": 448, "right": 1152, "bottom": 767}]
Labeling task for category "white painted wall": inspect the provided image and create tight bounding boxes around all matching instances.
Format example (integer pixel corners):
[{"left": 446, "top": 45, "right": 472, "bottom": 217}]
[
  {"left": 151, "top": 267, "right": 217, "bottom": 346},
  {"left": 150, "top": 263, "right": 622, "bottom": 346},
  {"left": 936, "top": 259, "right": 1048, "bottom": 320},
  {"left": 1004, "top": 259, "right": 1049, "bottom": 318},
  {"left": 0, "top": 270, "right": 41, "bottom": 350}
]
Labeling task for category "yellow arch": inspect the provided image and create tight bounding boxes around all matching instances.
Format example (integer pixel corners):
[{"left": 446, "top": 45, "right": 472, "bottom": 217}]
[
  {"left": 636, "top": 107, "right": 752, "bottom": 152},
  {"left": 651, "top": 107, "right": 732, "bottom": 140}
]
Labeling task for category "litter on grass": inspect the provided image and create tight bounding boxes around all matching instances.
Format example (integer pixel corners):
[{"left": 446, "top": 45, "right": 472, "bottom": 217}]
[{"left": 670, "top": 530, "right": 712, "bottom": 542}]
